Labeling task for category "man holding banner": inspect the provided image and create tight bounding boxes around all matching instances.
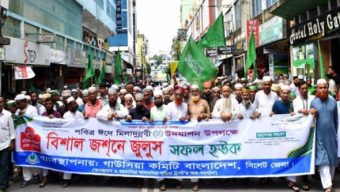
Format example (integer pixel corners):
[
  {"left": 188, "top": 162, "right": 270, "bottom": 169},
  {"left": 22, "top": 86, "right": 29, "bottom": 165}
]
[{"left": 310, "top": 79, "right": 338, "bottom": 192}]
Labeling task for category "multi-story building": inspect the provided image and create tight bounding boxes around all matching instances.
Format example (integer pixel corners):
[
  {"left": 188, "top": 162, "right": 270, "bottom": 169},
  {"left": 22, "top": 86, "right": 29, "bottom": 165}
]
[
  {"left": 272, "top": 0, "right": 340, "bottom": 82},
  {"left": 136, "top": 33, "right": 149, "bottom": 80},
  {"left": 108, "top": 0, "right": 136, "bottom": 80},
  {"left": 1, "top": 0, "right": 116, "bottom": 95}
]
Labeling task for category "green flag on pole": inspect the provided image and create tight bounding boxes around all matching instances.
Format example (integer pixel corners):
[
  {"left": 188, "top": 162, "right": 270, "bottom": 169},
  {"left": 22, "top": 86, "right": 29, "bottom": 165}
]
[
  {"left": 245, "top": 31, "right": 257, "bottom": 79},
  {"left": 318, "top": 41, "right": 326, "bottom": 79},
  {"left": 97, "top": 62, "right": 106, "bottom": 85},
  {"left": 114, "top": 51, "right": 123, "bottom": 85},
  {"left": 179, "top": 37, "right": 218, "bottom": 85},
  {"left": 83, "top": 47, "right": 95, "bottom": 88},
  {"left": 198, "top": 13, "right": 225, "bottom": 48}
]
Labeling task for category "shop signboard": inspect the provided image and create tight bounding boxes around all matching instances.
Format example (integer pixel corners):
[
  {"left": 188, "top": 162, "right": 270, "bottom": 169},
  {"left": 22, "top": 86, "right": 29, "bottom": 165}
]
[
  {"left": 290, "top": 6, "right": 340, "bottom": 45},
  {"left": 246, "top": 19, "right": 259, "bottom": 47},
  {"left": 66, "top": 48, "right": 84, "bottom": 68},
  {"left": 4, "top": 37, "right": 50, "bottom": 65},
  {"left": 293, "top": 43, "right": 314, "bottom": 69},
  {"left": 259, "top": 17, "right": 285, "bottom": 46},
  {"left": 206, "top": 48, "right": 217, "bottom": 57},
  {"left": 50, "top": 49, "right": 66, "bottom": 64}
]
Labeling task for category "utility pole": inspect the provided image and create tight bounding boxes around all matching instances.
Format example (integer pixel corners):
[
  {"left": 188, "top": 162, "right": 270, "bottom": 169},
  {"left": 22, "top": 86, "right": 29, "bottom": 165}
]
[{"left": 0, "top": 1, "right": 10, "bottom": 96}]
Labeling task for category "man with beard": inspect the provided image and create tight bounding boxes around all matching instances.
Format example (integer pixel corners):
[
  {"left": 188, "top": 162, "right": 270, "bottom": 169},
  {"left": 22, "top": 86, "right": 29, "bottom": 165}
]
[
  {"left": 126, "top": 93, "right": 150, "bottom": 121},
  {"left": 150, "top": 90, "right": 168, "bottom": 124},
  {"left": 118, "top": 89, "right": 127, "bottom": 105},
  {"left": 234, "top": 83, "right": 243, "bottom": 104},
  {"left": 71, "top": 89, "right": 84, "bottom": 107},
  {"left": 310, "top": 79, "right": 338, "bottom": 192},
  {"left": 98, "top": 83, "right": 109, "bottom": 106},
  {"left": 78, "top": 89, "right": 89, "bottom": 113},
  {"left": 97, "top": 87, "right": 128, "bottom": 121},
  {"left": 210, "top": 87, "right": 220, "bottom": 112},
  {"left": 84, "top": 87, "right": 102, "bottom": 119},
  {"left": 238, "top": 89, "right": 258, "bottom": 119},
  {"left": 166, "top": 86, "right": 189, "bottom": 122},
  {"left": 0, "top": 97, "right": 15, "bottom": 192},
  {"left": 254, "top": 76, "right": 278, "bottom": 117},
  {"left": 290, "top": 76, "right": 301, "bottom": 96},
  {"left": 271, "top": 85, "right": 294, "bottom": 116},
  {"left": 142, "top": 88, "right": 154, "bottom": 110},
  {"left": 30, "top": 92, "right": 43, "bottom": 114},
  {"left": 249, "top": 85, "right": 257, "bottom": 103},
  {"left": 202, "top": 81, "right": 212, "bottom": 104},
  {"left": 188, "top": 84, "right": 210, "bottom": 121},
  {"left": 162, "top": 88, "right": 172, "bottom": 105},
  {"left": 212, "top": 85, "right": 239, "bottom": 122}
]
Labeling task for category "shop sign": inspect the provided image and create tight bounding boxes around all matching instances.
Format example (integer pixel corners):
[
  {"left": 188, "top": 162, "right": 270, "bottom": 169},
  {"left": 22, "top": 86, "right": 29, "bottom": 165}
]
[
  {"left": 259, "top": 17, "right": 285, "bottom": 46},
  {"left": 50, "top": 49, "right": 66, "bottom": 64},
  {"left": 66, "top": 48, "right": 84, "bottom": 68},
  {"left": 4, "top": 37, "right": 50, "bottom": 65},
  {"left": 206, "top": 48, "right": 217, "bottom": 57},
  {"left": 290, "top": 6, "right": 340, "bottom": 45},
  {"left": 246, "top": 19, "right": 259, "bottom": 47},
  {"left": 293, "top": 43, "right": 314, "bottom": 69},
  {"left": 106, "top": 52, "right": 114, "bottom": 64},
  {"left": 217, "top": 46, "right": 236, "bottom": 54}
]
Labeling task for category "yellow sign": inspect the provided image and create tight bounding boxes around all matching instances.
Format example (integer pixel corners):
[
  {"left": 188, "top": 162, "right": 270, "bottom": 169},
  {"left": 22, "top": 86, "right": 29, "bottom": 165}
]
[{"left": 170, "top": 61, "right": 178, "bottom": 77}]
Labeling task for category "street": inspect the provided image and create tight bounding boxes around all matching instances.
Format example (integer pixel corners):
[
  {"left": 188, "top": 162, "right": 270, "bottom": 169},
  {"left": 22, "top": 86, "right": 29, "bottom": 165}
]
[{"left": 6, "top": 174, "right": 340, "bottom": 191}]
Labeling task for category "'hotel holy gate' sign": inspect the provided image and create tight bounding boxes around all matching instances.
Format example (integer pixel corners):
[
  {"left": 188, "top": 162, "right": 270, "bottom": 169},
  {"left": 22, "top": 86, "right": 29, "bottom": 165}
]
[{"left": 290, "top": 7, "right": 340, "bottom": 45}]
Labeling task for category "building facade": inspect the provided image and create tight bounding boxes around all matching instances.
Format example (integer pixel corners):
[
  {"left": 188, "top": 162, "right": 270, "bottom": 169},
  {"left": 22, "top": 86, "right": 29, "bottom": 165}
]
[{"left": 1, "top": 0, "right": 117, "bottom": 95}]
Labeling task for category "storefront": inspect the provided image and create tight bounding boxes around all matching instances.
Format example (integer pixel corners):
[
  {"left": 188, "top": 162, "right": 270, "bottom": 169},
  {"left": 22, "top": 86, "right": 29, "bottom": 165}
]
[{"left": 3, "top": 37, "right": 50, "bottom": 94}]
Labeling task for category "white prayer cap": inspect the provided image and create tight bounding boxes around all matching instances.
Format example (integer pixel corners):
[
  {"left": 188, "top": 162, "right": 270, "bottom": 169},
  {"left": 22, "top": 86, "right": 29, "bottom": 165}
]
[
  {"left": 162, "top": 82, "right": 168, "bottom": 87},
  {"left": 191, "top": 84, "right": 199, "bottom": 90},
  {"left": 234, "top": 83, "right": 243, "bottom": 89},
  {"left": 271, "top": 84, "right": 281, "bottom": 92},
  {"left": 38, "top": 94, "right": 44, "bottom": 99},
  {"left": 112, "top": 85, "right": 119, "bottom": 90},
  {"left": 133, "top": 86, "right": 140, "bottom": 91},
  {"left": 71, "top": 89, "right": 78, "bottom": 93},
  {"left": 21, "top": 91, "right": 27, "bottom": 95},
  {"left": 64, "top": 85, "right": 68, "bottom": 89},
  {"left": 25, "top": 95, "right": 31, "bottom": 100},
  {"left": 88, "top": 87, "right": 96, "bottom": 93},
  {"left": 280, "top": 85, "right": 290, "bottom": 91},
  {"left": 145, "top": 85, "right": 154, "bottom": 91},
  {"left": 82, "top": 89, "right": 89, "bottom": 96},
  {"left": 212, "top": 87, "right": 220, "bottom": 92},
  {"left": 108, "top": 87, "right": 117, "bottom": 95},
  {"left": 124, "top": 93, "right": 133, "bottom": 100},
  {"left": 317, "top": 79, "right": 327, "bottom": 86},
  {"left": 15, "top": 94, "right": 26, "bottom": 101},
  {"left": 67, "top": 97, "right": 75, "bottom": 104},
  {"left": 6, "top": 100, "right": 16, "bottom": 106},
  {"left": 262, "top": 76, "right": 272, "bottom": 82},
  {"left": 46, "top": 88, "right": 51, "bottom": 93},
  {"left": 135, "top": 93, "right": 144, "bottom": 100},
  {"left": 119, "top": 89, "right": 127, "bottom": 94},
  {"left": 298, "top": 75, "right": 304, "bottom": 80},
  {"left": 154, "top": 90, "right": 163, "bottom": 97}
]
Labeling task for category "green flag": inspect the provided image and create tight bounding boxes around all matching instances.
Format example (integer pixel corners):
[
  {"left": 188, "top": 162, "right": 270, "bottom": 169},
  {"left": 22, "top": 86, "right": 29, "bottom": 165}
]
[
  {"left": 245, "top": 31, "right": 257, "bottom": 78},
  {"left": 179, "top": 37, "right": 218, "bottom": 85},
  {"left": 97, "top": 62, "right": 106, "bottom": 84},
  {"left": 114, "top": 51, "right": 123, "bottom": 84},
  {"left": 318, "top": 41, "right": 326, "bottom": 79},
  {"left": 83, "top": 47, "right": 95, "bottom": 88},
  {"left": 198, "top": 13, "right": 225, "bottom": 48}
]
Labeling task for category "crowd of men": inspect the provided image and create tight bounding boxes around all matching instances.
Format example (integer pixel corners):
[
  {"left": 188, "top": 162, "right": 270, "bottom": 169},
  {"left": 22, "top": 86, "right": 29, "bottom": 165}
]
[{"left": 0, "top": 67, "right": 340, "bottom": 192}]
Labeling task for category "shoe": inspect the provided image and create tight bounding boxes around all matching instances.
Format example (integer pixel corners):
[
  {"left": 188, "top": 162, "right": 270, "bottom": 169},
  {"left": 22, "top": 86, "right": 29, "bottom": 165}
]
[
  {"left": 288, "top": 181, "right": 300, "bottom": 192},
  {"left": 192, "top": 182, "right": 199, "bottom": 192},
  {"left": 39, "top": 177, "right": 48, "bottom": 188},
  {"left": 159, "top": 181, "right": 166, "bottom": 191},
  {"left": 21, "top": 180, "right": 31, "bottom": 188},
  {"left": 63, "top": 180, "right": 71, "bottom": 188},
  {"left": 33, "top": 175, "right": 40, "bottom": 184}
]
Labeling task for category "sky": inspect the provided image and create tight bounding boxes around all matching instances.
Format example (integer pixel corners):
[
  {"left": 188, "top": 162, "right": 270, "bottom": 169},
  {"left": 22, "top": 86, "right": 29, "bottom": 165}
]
[{"left": 136, "top": 0, "right": 181, "bottom": 56}]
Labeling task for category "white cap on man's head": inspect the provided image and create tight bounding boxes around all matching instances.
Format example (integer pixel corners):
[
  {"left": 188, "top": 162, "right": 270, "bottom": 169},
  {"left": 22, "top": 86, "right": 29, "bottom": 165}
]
[
  {"left": 298, "top": 75, "right": 304, "bottom": 80},
  {"left": 88, "top": 87, "right": 96, "bottom": 93},
  {"left": 317, "top": 79, "right": 327, "bottom": 86},
  {"left": 21, "top": 91, "right": 27, "bottom": 95},
  {"left": 108, "top": 87, "right": 117, "bottom": 95},
  {"left": 154, "top": 90, "right": 163, "bottom": 97},
  {"left": 133, "top": 86, "right": 140, "bottom": 91},
  {"left": 15, "top": 94, "right": 26, "bottom": 101},
  {"left": 25, "top": 95, "right": 31, "bottom": 100},
  {"left": 191, "top": 84, "right": 199, "bottom": 90},
  {"left": 234, "top": 83, "right": 243, "bottom": 89},
  {"left": 119, "top": 89, "right": 127, "bottom": 94},
  {"left": 71, "top": 89, "right": 78, "bottom": 93},
  {"left": 67, "top": 97, "right": 75, "bottom": 104},
  {"left": 145, "top": 85, "right": 154, "bottom": 91},
  {"left": 262, "top": 76, "right": 272, "bottom": 82},
  {"left": 135, "top": 93, "right": 144, "bottom": 100},
  {"left": 82, "top": 89, "right": 89, "bottom": 96},
  {"left": 280, "top": 85, "right": 290, "bottom": 91}
]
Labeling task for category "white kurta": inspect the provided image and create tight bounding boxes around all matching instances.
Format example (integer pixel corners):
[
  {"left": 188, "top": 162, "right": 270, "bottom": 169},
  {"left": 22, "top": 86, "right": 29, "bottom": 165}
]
[
  {"left": 96, "top": 103, "right": 128, "bottom": 120},
  {"left": 253, "top": 90, "right": 278, "bottom": 116},
  {"left": 293, "top": 95, "right": 315, "bottom": 113},
  {"left": 212, "top": 97, "right": 239, "bottom": 119},
  {"left": 166, "top": 102, "right": 188, "bottom": 121},
  {"left": 63, "top": 111, "right": 84, "bottom": 119},
  {"left": 0, "top": 109, "right": 15, "bottom": 150}
]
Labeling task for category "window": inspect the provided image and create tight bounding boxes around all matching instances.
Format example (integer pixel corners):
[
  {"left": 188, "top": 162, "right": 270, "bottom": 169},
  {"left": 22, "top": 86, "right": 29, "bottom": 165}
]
[
  {"left": 97, "top": 0, "right": 104, "bottom": 10},
  {"left": 266, "top": 0, "right": 278, "bottom": 8},
  {"left": 2, "top": 17, "right": 21, "bottom": 38},
  {"left": 235, "top": 0, "right": 241, "bottom": 30},
  {"left": 252, "top": 0, "right": 262, "bottom": 17}
]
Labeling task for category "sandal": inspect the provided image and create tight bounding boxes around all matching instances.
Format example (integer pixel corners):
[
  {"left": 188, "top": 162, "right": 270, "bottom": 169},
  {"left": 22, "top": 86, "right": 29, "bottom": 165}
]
[
  {"left": 192, "top": 182, "right": 199, "bottom": 192},
  {"left": 288, "top": 181, "right": 300, "bottom": 192},
  {"left": 302, "top": 182, "right": 310, "bottom": 191},
  {"left": 159, "top": 181, "right": 166, "bottom": 191},
  {"left": 324, "top": 187, "right": 333, "bottom": 192}
]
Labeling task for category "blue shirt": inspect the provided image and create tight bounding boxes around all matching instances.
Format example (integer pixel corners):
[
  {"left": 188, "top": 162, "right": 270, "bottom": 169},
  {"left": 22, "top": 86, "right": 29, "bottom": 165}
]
[{"left": 272, "top": 100, "right": 293, "bottom": 114}]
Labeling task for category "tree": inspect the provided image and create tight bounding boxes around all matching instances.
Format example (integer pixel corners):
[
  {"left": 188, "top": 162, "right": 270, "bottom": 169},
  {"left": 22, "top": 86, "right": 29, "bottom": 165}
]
[
  {"left": 171, "top": 37, "right": 181, "bottom": 60},
  {"left": 150, "top": 55, "right": 163, "bottom": 65}
]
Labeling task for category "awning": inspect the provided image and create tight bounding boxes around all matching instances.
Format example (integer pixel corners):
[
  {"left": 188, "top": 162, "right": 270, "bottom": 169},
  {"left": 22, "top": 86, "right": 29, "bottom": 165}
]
[
  {"left": 271, "top": 0, "right": 328, "bottom": 20},
  {"left": 122, "top": 60, "right": 134, "bottom": 69}
]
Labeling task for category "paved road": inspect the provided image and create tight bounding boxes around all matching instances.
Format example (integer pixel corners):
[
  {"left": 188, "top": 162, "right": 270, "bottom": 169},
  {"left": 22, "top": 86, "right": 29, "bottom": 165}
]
[{"left": 6, "top": 174, "right": 340, "bottom": 192}]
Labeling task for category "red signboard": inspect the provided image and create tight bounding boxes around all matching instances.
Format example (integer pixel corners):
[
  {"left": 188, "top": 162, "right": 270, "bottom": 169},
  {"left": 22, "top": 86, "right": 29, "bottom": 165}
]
[{"left": 246, "top": 19, "right": 259, "bottom": 47}]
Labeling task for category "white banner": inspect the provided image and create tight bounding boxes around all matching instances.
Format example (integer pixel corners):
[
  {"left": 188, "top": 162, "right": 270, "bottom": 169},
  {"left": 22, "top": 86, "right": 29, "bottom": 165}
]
[
  {"left": 14, "top": 114, "right": 315, "bottom": 178},
  {"left": 14, "top": 66, "right": 35, "bottom": 80}
]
